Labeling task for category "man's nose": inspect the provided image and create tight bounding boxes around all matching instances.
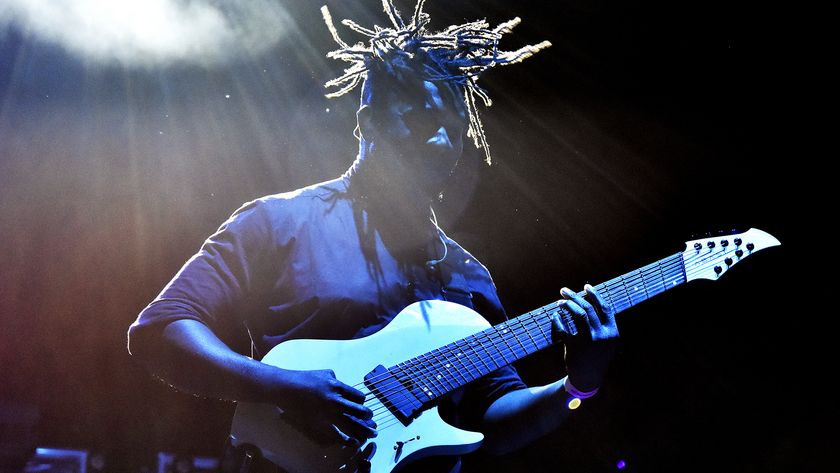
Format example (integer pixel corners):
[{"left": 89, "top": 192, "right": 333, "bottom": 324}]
[{"left": 426, "top": 126, "right": 453, "bottom": 149}]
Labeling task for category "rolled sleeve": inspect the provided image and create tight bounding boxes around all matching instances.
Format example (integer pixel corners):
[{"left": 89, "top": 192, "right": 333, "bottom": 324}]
[{"left": 127, "top": 200, "right": 274, "bottom": 355}]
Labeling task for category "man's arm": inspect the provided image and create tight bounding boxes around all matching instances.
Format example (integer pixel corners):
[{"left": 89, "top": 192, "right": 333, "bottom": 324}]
[
  {"left": 131, "top": 318, "right": 377, "bottom": 447},
  {"left": 480, "top": 285, "right": 619, "bottom": 454},
  {"left": 128, "top": 200, "right": 375, "bottom": 448}
]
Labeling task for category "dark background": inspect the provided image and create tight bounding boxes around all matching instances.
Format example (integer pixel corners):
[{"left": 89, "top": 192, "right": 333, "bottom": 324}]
[{"left": 0, "top": 1, "right": 822, "bottom": 472}]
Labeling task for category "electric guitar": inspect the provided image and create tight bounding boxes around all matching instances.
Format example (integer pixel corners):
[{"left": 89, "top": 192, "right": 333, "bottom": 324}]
[{"left": 229, "top": 228, "right": 780, "bottom": 473}]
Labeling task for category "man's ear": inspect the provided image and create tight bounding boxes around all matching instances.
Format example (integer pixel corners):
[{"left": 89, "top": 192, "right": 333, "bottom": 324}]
[{"left": 356, "top": 105, "right": 374, "bottom": 142}]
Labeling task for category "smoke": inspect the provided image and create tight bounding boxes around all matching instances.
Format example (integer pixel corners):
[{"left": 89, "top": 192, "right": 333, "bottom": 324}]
[{"left": 0, "top": 0, "right": 293, "bottom": 67}]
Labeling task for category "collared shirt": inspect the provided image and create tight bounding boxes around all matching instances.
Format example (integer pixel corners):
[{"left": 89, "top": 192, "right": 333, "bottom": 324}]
[{"left": 128, "top": 172, "right": 526, "bottom": 433}]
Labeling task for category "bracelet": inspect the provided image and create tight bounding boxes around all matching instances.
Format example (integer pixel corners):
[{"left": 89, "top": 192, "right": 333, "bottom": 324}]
[{"left": 565, "top": 378, "right": 599, "bottom": 400}]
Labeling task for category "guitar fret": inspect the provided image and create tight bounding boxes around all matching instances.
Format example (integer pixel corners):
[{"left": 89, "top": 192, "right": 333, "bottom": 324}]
[
  {"left": 441, "top": 347, "right": 468, "bottom": 386},
  {"left": 420, "top": 353, "right": 446, "bottom": 397},
  {"left": 390, "top": 252, "right": 687, "bottom": 404},
  {"left": 486, "top": 327, "right": 509, "bottom": 366},
  {"left": 497, "top": 323, "right": 519, "bottom": 362},
  {"left": 431, "top": 348, "right": 457, "bottom": 392},
  {"left": 517, "top": 315, "right": 540, "bottom": 353},
  {"left": 460, "top": 338, "right": 484, "bottom": 381},
  {"left": 493, "top": 323, "right": 516, "bottom": 365},
  {"left": 519, "top": 319, "right": 536, "bottom": 352},
  {"left": 470, "top": 334, "right": 496, "bottom": 372},
  {"left": 452, "top": 339, "right": 478, "bottom": 382},
  {"left": 403, "top": 359, "right": 434, "bottom": 401}
]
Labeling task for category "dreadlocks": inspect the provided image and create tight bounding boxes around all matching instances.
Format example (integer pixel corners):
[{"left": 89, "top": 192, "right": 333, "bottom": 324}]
[{"left": 321, "top": 0, "right": 551, "bottom": 164}]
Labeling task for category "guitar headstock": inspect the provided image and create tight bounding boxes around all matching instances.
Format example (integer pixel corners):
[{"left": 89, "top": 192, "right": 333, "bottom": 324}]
[{"left": 682, "top": 228, "right": 780, "bottom": 282}]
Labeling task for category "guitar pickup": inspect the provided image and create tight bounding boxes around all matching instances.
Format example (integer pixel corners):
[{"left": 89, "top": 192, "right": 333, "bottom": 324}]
[{"left": 364, "top": 365, "right": 423, "bottom": 425}]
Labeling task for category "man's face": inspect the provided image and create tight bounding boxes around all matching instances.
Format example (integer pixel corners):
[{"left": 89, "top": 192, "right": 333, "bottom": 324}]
[{"left": 361, "top": 77, "right": 467, "bottom": 201}]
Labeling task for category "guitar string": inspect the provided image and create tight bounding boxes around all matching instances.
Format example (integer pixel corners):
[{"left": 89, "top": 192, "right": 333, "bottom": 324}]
[
  {"left": 358, "top": 247, "right": 745, "bottom": 422},
  {"left": 374, "top": 244, "right": 761, "bottom": 430},
  {"left": 364, "top": 313, "right": 554, "bottom": 423},
  {"left": 365, "top": 280, "right": 677, "bottom": 422},
  {"left": 372, "top": 309, "right": 559, "bottom": 429},
  {"left": 373, "top": 248, "right": 752, "bottom": 428},
  {"left": 357, "top": 253, "right": 685, "bottom": 397},
  {"left": 360, "top": 252, "right": 684, "bottom": 392},
  {"left": 358, "top": 254, "right": 690, "bottom": 419},
  {"left": 361, "top": 255, "right": 689, "bottom": 421},
  {"left": 370, "top": 288, "right": 684, "bottom": 425},
  {"left": 358, "top": 242, "right": 749, "bottom": 402}
]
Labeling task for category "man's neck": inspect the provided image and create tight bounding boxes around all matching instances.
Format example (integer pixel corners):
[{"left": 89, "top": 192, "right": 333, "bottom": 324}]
[{"left": 345, "top": 153, "right": 440, "bottom": 251}]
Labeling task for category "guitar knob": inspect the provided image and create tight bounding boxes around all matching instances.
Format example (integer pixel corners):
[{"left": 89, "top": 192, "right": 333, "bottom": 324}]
[
  {"left": 725, "top": 257, "right": 733, "bottom": 266},
  {"left": 735, "top": 249, "right": 744, "bottom": 258},
  {"left": 746, "top": 243, "right": 755, "bottom": 251},
  {"left": 714, "top": 266, "right": 722, "bottom": 275},
  {"left": 694, "top": 243, "right": 702, "bottom": 251},
  {"left": 734, "top": 238, "right": 743, "bottom": 246},
  {"left": 721, "top": 240, "right": 729, "bottom": 247},
  {"left": 707, "top": 241, "right": 716, "bottom": 249}
]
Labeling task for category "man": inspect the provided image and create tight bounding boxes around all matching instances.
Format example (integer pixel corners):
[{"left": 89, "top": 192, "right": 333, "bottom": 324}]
[{"left": 127, "top": 2, "right": 619, "bottom": 471}]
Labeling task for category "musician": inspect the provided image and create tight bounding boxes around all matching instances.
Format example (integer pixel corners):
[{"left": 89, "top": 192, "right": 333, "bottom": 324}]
[{"left": 127, "top": 2, "right": 619, "bottom": 471}]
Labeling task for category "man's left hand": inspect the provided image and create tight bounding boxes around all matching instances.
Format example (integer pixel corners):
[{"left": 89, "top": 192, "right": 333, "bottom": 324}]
[{"left": 551, "top": 284, "right": 620, "bottom": 392}]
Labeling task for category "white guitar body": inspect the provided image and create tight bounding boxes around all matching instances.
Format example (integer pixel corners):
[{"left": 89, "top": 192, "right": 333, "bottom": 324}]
[{"left": 230, "top": 300, "right": 490, "bottom": 473}]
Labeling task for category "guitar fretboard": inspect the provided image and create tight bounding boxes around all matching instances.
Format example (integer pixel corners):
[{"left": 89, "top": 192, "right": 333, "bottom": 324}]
[{"left": 389, "top": 252, "right": 686, "bottom": 403}]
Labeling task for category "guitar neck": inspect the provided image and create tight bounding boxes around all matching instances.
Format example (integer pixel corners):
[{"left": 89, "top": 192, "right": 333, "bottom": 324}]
[{"left": 389, "top": 252, "right": 686, "bottom": 403}]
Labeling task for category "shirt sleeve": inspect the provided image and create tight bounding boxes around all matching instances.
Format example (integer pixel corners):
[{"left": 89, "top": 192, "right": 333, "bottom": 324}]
[{"left": 127, "top": 199, "right": 275, "bottom": 355}]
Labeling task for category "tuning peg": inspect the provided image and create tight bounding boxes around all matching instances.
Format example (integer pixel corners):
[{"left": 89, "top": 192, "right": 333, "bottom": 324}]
[
  {"left": 734, "top": 238, "right": 743, "bottom": 246},
  {"left": 735, "top": 249, "right": 744, "bottom": 258},
  {"left": 714, "top": 266, "right": 723, "bottom": 275},
  {"left": 725, "top": 257, "right": 733, "bottom": 266},
  {"left": 746, "top": 243, "right": 755, "bottom": 251},
  {"left": 694, "top": 243, "right": 702, "bottom": 251},
  {"left": 721, "top": 240, "right": 729, "bottom": 247},
  {"left": 707, "top": 241, "right": 716, "bottom": 249}
]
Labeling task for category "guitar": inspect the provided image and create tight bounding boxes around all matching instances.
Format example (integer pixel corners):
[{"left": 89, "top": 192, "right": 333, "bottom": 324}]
[{"left": 229, "top": 228, "right": 780, "bottom": 472}]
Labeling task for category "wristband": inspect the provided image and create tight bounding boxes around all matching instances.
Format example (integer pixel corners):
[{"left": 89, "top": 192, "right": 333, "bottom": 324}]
[{"left": 564, "top": 378, "right": 599, "bottom": 409}]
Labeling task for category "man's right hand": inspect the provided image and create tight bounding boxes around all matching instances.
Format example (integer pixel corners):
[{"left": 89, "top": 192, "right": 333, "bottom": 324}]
[
  {"left": 270, "top": 368, "right": 377, "bottom": 448},
  {"left": 132, "top": 320, "right": 377, "bottom": 457}
]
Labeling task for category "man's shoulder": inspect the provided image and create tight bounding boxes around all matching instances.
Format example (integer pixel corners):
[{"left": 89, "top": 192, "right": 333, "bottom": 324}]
[
  {"left": 231, "top": 176, "right": 347, "bottom": 215},
  {"left": 222, "top": 176, "right": 350, "bottom": 230},
  {"left": 255, "top": 176, "right": 349, "bottom": 207},
  {"left": 442, "top": 235, "right": 496, "bottom": 282}
]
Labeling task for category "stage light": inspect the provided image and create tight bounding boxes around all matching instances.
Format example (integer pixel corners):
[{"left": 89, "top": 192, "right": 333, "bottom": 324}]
[
  {"left": 616, "top": 459, "right": 627, "bottom": 469},
  {"left": 29, "top": 448, "right": 88, "bottom": 473},
  {"left": 0, "top": 0, "right": 293, "bottom": 66},
  {"left": 567, "top": 397, "right": 582, "bottom": 410}
]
